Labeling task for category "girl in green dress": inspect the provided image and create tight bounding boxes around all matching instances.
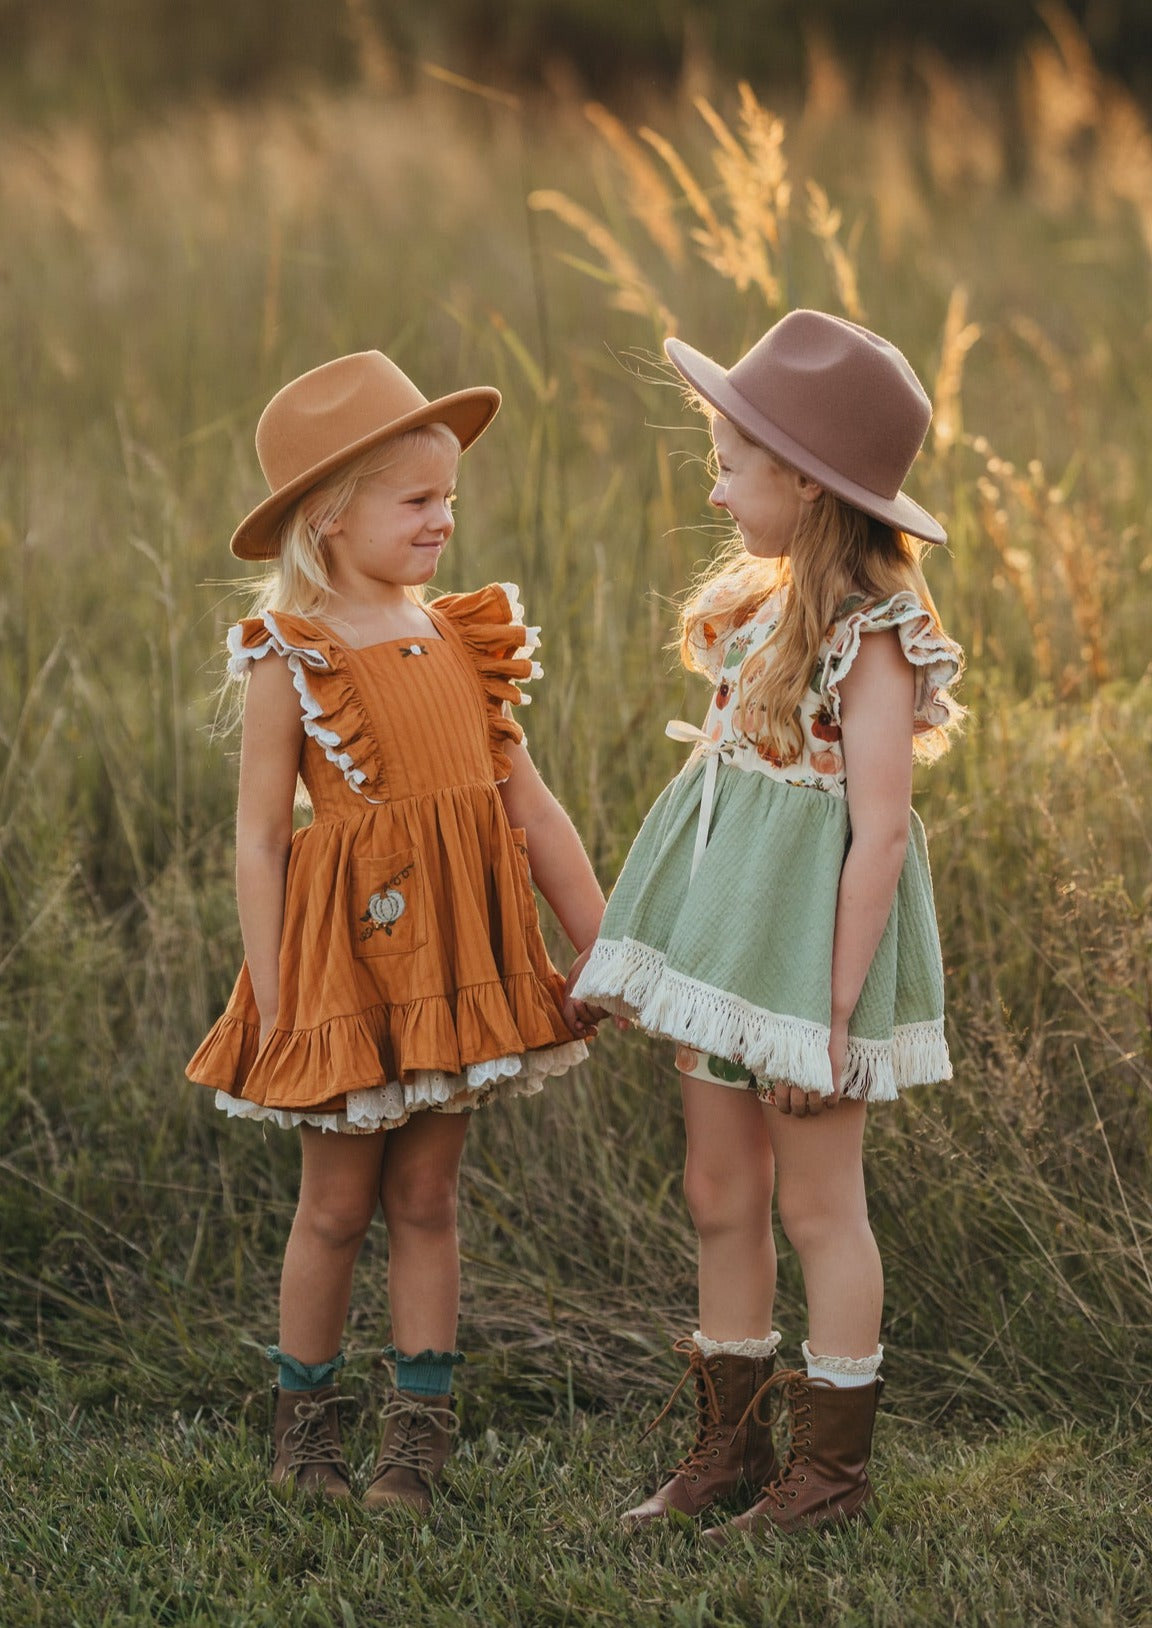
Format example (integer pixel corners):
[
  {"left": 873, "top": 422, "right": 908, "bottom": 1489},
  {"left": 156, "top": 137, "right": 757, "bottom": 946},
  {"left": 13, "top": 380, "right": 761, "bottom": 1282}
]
[{"left": 572, "top": 309, "right": 965, "bottom": 1538}]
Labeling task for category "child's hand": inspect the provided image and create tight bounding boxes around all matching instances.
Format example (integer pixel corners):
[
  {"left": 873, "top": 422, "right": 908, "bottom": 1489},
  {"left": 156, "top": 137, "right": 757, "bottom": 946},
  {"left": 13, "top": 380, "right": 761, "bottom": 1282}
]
[
  {"left": 769, "top": 1083, "right": 836, "bottom": 1117},
  {"left": 769, "top": 1026, "right": 846, "bottom": 1116},
  {"left": 563, "top": 991, "right": 602, "bottom": 1040},
  {"left": 564, "top": 945, "right": 628, "bottom": 1036}
]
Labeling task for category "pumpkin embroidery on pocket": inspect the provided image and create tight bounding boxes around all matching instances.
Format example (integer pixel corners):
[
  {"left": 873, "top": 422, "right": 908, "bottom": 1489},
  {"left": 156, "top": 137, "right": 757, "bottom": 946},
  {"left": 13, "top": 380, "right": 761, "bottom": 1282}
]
[{"left": 359, "top": 862, "right": 416, "bottom": 940}]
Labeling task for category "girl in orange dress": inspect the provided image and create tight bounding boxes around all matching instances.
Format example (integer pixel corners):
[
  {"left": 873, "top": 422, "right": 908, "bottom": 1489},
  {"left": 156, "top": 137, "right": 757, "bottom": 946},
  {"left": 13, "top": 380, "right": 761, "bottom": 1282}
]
[{"left": 187, "top": 351, "right": 605, "bottom": 1512}]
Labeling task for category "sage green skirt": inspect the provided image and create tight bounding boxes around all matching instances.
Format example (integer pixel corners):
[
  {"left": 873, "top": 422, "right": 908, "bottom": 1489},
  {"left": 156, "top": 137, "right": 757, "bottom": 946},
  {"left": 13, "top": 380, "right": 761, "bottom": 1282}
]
[{"left": 574, "top": 759, "right": 951, "bottom": 1101}]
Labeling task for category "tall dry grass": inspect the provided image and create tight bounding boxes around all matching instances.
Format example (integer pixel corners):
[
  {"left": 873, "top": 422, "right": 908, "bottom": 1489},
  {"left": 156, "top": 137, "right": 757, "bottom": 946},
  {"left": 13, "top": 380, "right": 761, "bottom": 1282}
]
[{"left": 1, "top": 11, "right": 1149, "bottom": 1427}]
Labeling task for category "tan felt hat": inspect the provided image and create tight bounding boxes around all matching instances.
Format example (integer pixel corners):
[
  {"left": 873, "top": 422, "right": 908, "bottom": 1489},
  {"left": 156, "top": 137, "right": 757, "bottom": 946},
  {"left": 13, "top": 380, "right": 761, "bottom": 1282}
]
[
  {"left": 664, "top": 309, "right": 945, "bottom": 545},
  {"left": 231, "top": 350, "right": 502, "bottom": 560}
]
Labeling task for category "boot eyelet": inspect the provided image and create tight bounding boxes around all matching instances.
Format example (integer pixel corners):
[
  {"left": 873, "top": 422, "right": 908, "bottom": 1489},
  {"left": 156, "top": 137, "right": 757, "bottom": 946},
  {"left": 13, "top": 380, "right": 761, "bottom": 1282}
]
[{"left": 788, "top": 1489, "right": 798, "bottom": 1499}]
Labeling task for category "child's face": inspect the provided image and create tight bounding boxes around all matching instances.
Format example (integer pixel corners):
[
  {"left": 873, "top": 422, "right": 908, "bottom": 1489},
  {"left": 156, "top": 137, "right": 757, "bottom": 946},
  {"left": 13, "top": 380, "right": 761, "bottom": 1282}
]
[
  {"left": 325, "top": 440, "right": 460, "bottom": 596},
  {"left": 708, "top": 416, "right": 818, "bottom": 559}
]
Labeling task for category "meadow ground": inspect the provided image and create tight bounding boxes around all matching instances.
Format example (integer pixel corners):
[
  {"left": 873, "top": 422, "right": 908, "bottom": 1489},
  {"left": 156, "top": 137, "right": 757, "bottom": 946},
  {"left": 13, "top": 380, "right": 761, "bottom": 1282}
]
[{"left": 1, "top": 20, "right": 1151, "bottom": 1625}]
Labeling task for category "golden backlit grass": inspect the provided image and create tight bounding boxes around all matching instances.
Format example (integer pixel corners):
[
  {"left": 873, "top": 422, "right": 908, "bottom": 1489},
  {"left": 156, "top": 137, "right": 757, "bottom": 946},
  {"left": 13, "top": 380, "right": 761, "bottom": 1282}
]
[{"left": 1, "top": 11, "right": 1149, "bottom": 1458}]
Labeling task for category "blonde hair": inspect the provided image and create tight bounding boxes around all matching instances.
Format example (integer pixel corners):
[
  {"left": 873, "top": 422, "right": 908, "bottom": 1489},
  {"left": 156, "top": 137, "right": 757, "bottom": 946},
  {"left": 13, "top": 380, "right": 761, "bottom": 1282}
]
[
  {"left": 679, "top": 422, "right": 965, "bottom": 765},
  {"left": 247, "top": 422, "right": 462, "bottom": 620}
]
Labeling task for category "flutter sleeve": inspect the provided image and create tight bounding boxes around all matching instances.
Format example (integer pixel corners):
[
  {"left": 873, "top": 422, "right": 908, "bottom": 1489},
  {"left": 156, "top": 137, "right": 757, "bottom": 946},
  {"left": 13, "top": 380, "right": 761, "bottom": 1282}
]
[
  {"left": 820, "top": 591, "right": 963, "bottom": 736},
  {"left": 224, "top": 611, "right": 386, "bottom": 798},
  {"left": 432, "top": 582, "right": 543, "bottom": 782}
]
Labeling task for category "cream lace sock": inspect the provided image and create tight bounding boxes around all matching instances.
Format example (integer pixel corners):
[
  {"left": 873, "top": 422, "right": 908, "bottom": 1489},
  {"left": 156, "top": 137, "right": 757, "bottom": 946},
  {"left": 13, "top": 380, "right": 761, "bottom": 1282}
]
[{"left": 802, "top": 1338, "right": 883, "bottom": 1389}]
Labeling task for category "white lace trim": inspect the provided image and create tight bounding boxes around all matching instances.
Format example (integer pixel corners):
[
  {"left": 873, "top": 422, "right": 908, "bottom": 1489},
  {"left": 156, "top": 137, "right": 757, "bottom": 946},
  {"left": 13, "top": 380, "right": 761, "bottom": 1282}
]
[
  {"left": 574, "top": 936, "right": 951, "bottom": 1101},
  {"left": 227, "top": 613, "right": 382, "bottom": 803},
  {"left": 694, "top": 1330, "right": 782, "bottom": 1359},
  {"left": 497, "top": 581, "right": 543, "bottom": 693},
  {"left": 801, "top": 1340, "right": 884, "bottom": 1377},
  {"left": 213, "top": 1038, "right": 587, "bottom": 1135}
]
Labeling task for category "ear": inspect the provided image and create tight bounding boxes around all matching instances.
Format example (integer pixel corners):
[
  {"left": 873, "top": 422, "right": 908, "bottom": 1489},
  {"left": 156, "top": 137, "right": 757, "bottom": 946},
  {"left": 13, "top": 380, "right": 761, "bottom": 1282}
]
[
  {"left": 795, "top": 472, "right": 824, "bottom": 506},
  {"left": 312, "top": 508, "right": 341, "bottom": 539}
]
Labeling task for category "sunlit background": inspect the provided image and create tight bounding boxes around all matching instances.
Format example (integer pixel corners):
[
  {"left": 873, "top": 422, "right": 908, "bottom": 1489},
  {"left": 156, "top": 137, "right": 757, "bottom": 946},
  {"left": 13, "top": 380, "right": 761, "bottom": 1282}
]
[{"left": 3, "top": 3, "right": 1150, "bottom": 1621}]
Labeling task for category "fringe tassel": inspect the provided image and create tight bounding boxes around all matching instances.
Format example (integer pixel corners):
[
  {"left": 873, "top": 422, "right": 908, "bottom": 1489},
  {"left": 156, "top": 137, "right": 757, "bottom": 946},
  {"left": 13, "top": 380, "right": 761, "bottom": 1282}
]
[{"left": 576, "top": 937, "right": 951, "bottom": 1101}]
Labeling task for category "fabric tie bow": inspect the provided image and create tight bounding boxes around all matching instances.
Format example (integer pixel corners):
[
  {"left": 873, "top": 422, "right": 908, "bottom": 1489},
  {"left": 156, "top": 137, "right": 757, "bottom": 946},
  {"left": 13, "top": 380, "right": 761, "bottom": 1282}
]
[{"left": 665, "top": 719, "right": 738, "bottom": 880}]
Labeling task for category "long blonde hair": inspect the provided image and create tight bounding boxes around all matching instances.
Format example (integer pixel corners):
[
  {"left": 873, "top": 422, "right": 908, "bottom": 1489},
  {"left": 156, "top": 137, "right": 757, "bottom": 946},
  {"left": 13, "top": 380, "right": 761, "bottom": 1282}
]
[
  {"left": 247, "top": 422, "right": 462, "bottom": 620},
  {"left": 679, "top": 424, "right": 964, "bottom": 765}
]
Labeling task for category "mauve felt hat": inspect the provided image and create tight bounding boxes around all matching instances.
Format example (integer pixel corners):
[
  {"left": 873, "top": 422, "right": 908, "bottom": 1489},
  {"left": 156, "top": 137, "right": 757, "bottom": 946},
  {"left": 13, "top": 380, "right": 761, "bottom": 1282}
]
[
  {"left": 664, "top": 309, "right": 946, "bottom": 545},
  {"left": 231, "top": 351, "right": 502, "bottom": 560}
]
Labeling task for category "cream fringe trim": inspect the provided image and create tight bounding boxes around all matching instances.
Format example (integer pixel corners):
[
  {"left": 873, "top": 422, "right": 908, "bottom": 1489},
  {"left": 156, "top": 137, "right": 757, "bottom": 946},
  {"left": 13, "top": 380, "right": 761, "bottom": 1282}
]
[
  {"left": 227, "top": 613, "right": 382, "bottom": 803},
  {"left": 214, "top": 1038, "right": 587, "bottom": 1136},
  {"left": 574, "top": 936, "right": 951, "bottom": 1101},
  {"left": 694, "top": 1330, "right": 782, "bottom": 1359}
]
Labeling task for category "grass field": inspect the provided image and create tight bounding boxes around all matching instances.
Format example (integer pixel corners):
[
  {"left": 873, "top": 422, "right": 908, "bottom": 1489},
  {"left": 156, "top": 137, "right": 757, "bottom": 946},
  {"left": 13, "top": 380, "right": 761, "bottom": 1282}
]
[{"left": 2, "top": 15, "right": 1151, "bottom": 1625}]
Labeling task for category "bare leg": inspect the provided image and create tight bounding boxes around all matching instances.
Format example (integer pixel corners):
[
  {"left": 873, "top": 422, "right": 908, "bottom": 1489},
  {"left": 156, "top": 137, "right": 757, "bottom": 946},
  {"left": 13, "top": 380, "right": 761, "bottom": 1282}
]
[
  {"left": 278, "top": 1127, "right": 386, "bottom": 1362},
  {"left": 767, "top": 1100, "right": 882, "bottom": 1356},
  {"left": 681, "top": 1074, "right": 777, "bottom": 1340},
  {"left": 378, "top": 1110, "right": 472, "bottom": 1354}
]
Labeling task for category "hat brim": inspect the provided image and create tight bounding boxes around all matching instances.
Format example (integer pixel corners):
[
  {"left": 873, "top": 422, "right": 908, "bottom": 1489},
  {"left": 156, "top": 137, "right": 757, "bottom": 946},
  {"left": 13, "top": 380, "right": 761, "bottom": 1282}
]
[
  {"left": 664, "top": 338, "right": 946, "bottom": 546},
  {"left": 230, "top": 386, "right": 502, "bottom": 561}
]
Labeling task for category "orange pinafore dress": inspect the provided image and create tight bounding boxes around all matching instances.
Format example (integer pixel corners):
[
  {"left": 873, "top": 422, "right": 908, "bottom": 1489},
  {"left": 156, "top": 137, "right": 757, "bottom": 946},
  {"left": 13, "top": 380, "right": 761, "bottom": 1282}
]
[{"left": 186, "top": 582, "right": 586, "bottom": 1133}]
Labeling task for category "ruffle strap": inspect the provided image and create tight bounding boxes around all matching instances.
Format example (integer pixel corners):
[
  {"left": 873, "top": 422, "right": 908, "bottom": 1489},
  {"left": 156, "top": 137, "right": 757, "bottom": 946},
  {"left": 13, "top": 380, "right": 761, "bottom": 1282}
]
[
  {"left": 820, "top": 591, "right": 963, "bottom": 735},
  {"left": 226, "top": 612, "right": 387, "bottom": 800},
  {"left": 431, "top": 582, "right": 543, "bottom": 782}
]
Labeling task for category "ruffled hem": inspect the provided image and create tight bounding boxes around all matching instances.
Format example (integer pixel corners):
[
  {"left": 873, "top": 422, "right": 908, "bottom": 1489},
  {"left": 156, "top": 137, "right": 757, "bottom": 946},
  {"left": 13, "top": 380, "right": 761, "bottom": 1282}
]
[
  {"left": 574, "top": 935, "right": 951, "bottom": 1101},
  {"left": 212, "top": 1038, "right": 587, "bottom": 1134},
  {"left": 227, "top": 613, "right": 386, "bottom": 801},
  {"left": 820, "top": 591, "right": 963, "bottom": 735},
  {"left": 188, "top": 968, "right": 580, "bottom": 1103},
  {"left": 432, "top": 583, "right": 542, "bottom": 781}
]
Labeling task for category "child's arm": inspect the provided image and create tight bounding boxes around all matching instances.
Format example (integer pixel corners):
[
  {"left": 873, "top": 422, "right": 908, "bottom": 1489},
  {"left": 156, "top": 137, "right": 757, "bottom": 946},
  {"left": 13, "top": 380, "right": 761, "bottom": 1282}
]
[
  {"left": 234, "top": 655, "right": 304, "bottom": 1047},
  {"left": 776, "top": 629, "right": 915, "bottom": 1117},
  {"left": 497, "top": 739, "right": 607, "bottom": 1036}
]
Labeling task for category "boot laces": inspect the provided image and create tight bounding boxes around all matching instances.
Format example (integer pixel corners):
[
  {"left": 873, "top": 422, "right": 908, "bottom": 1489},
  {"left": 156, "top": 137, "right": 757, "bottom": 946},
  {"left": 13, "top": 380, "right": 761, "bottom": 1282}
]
[
  {"left": 373, "top": 1394, "right": 459, "bottom": 1481},
  {"left": 735, "top": 1369, "right": 829, "bottom": 1508},
  {"left": 282, "top": 1393, "right": 352, "bottom": 1472},
  {"left": 639, "top": 1337, "right": 728, "bottom": 1481}
]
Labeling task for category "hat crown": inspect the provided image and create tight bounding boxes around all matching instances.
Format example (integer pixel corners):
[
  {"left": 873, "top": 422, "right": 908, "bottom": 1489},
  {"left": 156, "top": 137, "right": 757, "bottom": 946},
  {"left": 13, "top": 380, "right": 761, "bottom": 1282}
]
[
  {"left": 726, "top": 311, "right": 931, "bottom": 501},
  {"left": 255, "top": 351, "right": 429, "bottom": 493}
]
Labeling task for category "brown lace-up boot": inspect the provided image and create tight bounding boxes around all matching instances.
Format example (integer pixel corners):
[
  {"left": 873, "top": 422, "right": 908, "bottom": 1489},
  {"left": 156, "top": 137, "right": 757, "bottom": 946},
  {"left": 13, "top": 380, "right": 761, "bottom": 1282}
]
[
  {"left": 704, "top": 1369, "right": 882, "bottom": 1541},
  {"left": 621, "top": 1337, "right": 779, "bottom": 1529},
  {"left": 270, "top": 1385, "right": 352, "bottom": 1498},
  {"left": 362, "top": 1390, "right": 459, "bottom": 1515}
]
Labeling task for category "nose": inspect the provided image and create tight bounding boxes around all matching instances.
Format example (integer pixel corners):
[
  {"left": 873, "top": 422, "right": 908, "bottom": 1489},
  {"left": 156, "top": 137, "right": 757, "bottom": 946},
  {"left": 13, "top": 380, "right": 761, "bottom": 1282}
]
[
  {"left": 431, "top": 501, "right": 455, "bottom": 537},
  {"left": 708, "top": 483, "right": 728, "bottom": 510}
]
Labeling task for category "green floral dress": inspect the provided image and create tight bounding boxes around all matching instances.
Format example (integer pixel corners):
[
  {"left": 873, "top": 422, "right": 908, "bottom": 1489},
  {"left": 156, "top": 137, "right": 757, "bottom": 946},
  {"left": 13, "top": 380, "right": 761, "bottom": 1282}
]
[{"left": 573, "top": 588, "right": 963, "bottom": 1101}]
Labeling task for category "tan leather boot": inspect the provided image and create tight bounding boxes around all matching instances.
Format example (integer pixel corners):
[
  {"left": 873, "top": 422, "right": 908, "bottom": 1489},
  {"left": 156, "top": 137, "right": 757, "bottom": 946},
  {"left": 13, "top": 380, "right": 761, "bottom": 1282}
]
[
  {"left": 704, "top": 1370, "right": 882, "bottom": 1541},
  {"left": 621, "top": 1337, "right": 779, "bottom": 1528},
  {"left": 270, "top": 1385, "right": 352, "bottom": 1498},
  {"left": 362, "top": 1389, "right": 458, "bottom": 1515}
]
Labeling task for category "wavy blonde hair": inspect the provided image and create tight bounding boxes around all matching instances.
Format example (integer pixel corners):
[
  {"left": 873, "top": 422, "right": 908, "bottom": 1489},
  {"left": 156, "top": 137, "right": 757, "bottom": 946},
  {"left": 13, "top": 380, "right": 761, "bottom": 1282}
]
[
  {"left": 247, "top": 422, "right": 462, "bottom": 620},
  {"left": 679, "top": 422, "right": 965, "bottom": 765}
]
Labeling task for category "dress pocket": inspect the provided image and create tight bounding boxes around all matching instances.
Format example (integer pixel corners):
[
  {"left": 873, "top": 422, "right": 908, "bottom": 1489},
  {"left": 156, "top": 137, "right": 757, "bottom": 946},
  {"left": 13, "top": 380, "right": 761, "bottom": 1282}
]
[
  {"left": 351, "top": 849, "right": 428, "bottom": 959},
  {"left": 508, "top": 826, "right": 537, "bottom": 918}
]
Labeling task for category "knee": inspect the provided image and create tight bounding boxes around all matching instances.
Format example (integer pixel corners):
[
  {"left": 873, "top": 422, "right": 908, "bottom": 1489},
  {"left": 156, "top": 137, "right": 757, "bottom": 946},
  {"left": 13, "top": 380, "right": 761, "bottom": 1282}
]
[
  {"left": 683, "top": 1156, "right": 772, "bottom": 1241},
  {"left": 297, "top": 1191, "right": 376, "bottom": 1253},
  {"left": 777, "top": 1191, "right": 871, "bottom": 1258},
  {"left": 381, "top": 1169, "right": 459, "bottom": 1236}
]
